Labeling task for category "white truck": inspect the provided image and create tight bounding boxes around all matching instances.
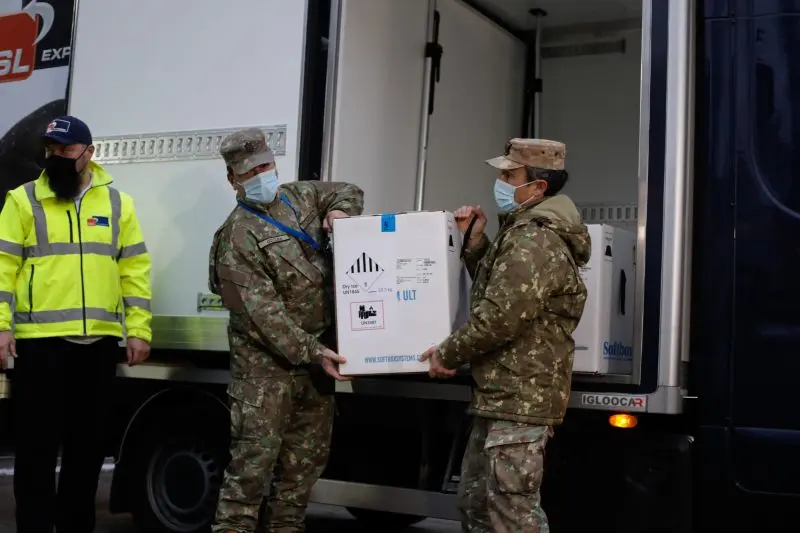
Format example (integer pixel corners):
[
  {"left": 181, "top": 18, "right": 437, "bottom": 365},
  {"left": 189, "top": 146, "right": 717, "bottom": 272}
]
[{"left": 1, "top": 0, "right": 709, "bottom": 531}]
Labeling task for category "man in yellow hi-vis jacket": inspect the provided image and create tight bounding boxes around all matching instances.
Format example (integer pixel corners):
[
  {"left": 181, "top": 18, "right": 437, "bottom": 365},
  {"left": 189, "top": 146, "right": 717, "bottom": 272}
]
[{"left": 0, "top": 115, "right": 152, "bottom": 533}]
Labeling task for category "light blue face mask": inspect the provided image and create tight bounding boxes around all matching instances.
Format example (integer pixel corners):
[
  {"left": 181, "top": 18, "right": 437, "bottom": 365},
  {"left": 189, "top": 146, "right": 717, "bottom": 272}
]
[
  {"left": 242, "top": 169, "right": 279, "bottom": 204},
  {"left": 493, "top": 178, "right": 531, "bottom": 214}
]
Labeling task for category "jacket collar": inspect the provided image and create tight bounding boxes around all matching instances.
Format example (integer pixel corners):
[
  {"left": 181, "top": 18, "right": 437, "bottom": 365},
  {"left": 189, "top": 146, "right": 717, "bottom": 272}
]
[
  {"left": 34, "top": 160, "right": 113, "bottom": 201},
  {"left": 497, "top": 198, "right": 543, "bottom": 228}
]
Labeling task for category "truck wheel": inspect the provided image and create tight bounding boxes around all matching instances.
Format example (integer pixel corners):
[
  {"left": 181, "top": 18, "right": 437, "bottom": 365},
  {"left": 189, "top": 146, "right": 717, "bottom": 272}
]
[
  {"left": 345, "top": 507, "right": 426, "bottom": 529},
  {"left": 128, "top": 422, "right": 228, "bottom": 533}
]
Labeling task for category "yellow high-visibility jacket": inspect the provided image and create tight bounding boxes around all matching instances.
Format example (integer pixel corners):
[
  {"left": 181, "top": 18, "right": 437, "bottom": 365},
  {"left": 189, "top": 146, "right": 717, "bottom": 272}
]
[{"left": 0, "top": 161, "right": 152, "bottom": 342}]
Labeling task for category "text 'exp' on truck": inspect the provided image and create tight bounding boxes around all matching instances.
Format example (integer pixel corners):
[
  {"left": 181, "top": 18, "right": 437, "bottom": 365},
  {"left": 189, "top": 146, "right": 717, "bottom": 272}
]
[{"left": 1, "top": 0, "right": 799, "bottom": 532}]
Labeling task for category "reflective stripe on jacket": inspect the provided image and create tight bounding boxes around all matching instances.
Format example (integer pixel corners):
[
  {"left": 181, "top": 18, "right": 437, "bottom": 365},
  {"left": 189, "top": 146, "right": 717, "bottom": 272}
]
[{"left": 0, "top": 161, "right": 153, "bottom": 342}]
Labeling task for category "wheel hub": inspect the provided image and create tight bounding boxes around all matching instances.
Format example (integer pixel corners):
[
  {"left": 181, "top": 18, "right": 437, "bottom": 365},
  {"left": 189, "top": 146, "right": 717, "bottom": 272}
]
[{"left": 147, "top": 439, "right": 223, "bottom": 531}]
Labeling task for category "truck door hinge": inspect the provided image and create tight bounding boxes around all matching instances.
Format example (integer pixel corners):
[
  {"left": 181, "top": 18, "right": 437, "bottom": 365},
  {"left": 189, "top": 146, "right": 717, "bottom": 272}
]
[{"left": 425, "top": 10, "right": 443, "bottom": 115}]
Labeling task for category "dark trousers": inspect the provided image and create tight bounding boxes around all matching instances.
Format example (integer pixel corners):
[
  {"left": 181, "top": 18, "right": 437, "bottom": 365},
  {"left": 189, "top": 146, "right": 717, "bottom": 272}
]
[{"left": 12, "top": 336, "right": 119, "bottom": 533}]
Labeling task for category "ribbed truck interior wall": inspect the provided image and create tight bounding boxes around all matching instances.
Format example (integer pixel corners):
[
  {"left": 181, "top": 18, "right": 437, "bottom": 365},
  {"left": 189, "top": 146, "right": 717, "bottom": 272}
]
[{"left": 67, "top": 0, "right": 310, "bottom": 348}]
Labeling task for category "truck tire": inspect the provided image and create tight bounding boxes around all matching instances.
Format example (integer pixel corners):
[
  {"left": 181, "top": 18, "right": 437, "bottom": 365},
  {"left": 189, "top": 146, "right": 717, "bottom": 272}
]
[
  {"left": 127, "top": 416, "right": 228, "bottom": 533},
  {"left": 345, "top": 507, "right": 426, "bottom": 529}
]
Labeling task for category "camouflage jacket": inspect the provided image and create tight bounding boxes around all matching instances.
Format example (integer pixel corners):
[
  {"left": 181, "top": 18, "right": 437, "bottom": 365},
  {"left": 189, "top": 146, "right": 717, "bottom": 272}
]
[
  {"left": 437, "top": 195, "right": 591, "bottom": 426},
  {"left": 209, "top": 181, "right": 364, "bottom": 380}
]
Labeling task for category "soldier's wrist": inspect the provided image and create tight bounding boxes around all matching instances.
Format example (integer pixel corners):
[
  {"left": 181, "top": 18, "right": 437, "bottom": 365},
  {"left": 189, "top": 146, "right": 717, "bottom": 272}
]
[
  {"left": 311, "top": 341, "right": 326, "bottom": 363},
  {"left": 467, "top": 232, "right": 485, "bottom": 247}
]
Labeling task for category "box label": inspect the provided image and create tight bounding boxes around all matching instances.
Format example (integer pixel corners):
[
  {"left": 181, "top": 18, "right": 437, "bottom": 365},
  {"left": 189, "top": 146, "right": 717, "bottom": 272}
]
[
  {"left": 397, "top": 289, "right": 417, "bottom": 301},
  {"left": 602, "top": 340, "right": 633, "bottom": 361},
  {"left": 350, "top": 301, "right": 385, "bottom": 331},
  {"left": 380, "top": 214, "right": 396, "bottom": 232},
  {"left": 345, "top": 252, "right": 385, "bottom": 291},
  {"left": 396, "top": 257, "right": 436, "bottom": 286}
]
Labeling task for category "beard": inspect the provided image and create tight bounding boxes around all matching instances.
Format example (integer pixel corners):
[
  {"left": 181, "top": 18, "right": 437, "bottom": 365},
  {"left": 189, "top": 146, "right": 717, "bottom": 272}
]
[{"left": 45, "top": 155, "right": 84, "bottom": 200}]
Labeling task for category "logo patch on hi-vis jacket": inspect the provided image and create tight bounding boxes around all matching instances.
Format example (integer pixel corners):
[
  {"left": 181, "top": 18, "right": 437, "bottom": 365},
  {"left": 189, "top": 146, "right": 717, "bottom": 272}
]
[{"left": 87, "top": 216, "right": 109, "bottom": 227}]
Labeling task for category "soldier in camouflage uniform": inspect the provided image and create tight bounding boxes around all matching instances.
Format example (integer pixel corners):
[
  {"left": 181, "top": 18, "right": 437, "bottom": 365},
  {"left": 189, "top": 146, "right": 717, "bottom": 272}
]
[
  {"left": 421, "top": 138, "right": 591, "bottom": 532},
  {"left": 208, "top": 128, "right": 364, "bottom": 533}
]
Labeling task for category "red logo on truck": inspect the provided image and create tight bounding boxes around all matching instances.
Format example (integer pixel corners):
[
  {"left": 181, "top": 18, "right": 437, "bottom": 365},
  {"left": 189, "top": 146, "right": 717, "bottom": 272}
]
[
  {"left": 0, "top": 12, "right": 38, "bottom": 83},
  {"left": 0, "top": 2, "right": 57, "bottom": 84}
]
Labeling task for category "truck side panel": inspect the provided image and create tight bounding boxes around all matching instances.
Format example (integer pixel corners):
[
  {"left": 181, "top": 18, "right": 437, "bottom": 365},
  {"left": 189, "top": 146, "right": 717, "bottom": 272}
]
[
  {"left": 691, "top": 9, "right": 737, "bottom": 531},
  {"left": 68, "top": 0, "right": 309, "bottom": 336},
  {"left": 730, "top": 6, "right": 800, "bottom": 498},
  {"left": 694, "top": 2, "right": 800, "bottom": 529}
]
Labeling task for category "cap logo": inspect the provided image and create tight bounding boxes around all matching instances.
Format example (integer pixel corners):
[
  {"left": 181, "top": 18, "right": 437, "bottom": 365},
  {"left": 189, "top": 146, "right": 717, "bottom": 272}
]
[{"left": 46, "top": 119, "right": 71, "bottom": 134}]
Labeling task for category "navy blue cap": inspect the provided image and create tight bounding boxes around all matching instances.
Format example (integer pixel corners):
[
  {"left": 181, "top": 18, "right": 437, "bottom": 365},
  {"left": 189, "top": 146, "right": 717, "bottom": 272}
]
[{"left": 42, "top": 115, "right": 93, "bottom": 146}]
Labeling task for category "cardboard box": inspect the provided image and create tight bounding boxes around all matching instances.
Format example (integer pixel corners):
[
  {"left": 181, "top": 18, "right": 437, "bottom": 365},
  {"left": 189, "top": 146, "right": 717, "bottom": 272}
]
[
  {"left": 572, "top": 224, "right": 636, "bottom": 375},
  {"left": 332, "top": 211, "right": 464, "bottom": 375}
]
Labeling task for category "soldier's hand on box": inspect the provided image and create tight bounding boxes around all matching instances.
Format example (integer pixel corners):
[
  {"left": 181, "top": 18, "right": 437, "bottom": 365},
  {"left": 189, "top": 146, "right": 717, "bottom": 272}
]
[
  {"left": 419, "top": 345, "right": 457, "bottom": 380},
  {"left": 454, "top": 205, "right": 487, "bottom": 242},
  {"left": 320, "top": 346, "right": 351, "bottom": 381},
  {"left": 126, "top": 337, "right": 151, "bottom": 366},
  {"left": 323, "top": 210, "right": 349, "bottom": 233},
  {"left": 0, "top": 331, "right": 16, "bottom": 369}
]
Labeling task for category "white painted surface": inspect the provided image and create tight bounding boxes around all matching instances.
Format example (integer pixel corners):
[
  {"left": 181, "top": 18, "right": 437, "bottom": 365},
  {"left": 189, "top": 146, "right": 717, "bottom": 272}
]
[
  {"left": 63, "top": 0, "right": 644, "bottom": 320},
  {"left": 0, "top": 67, "right": 69, "bottom": 136},
  {"left": 423, "top": 0, "right": 525, "bottom": 237},
  {"left": 421, "top": 0, "right": 641, "bottom": 232},
  {"left": 468, "top": 0, "right": 643, "bottom": 29},
  {"left": 539, "top": 30, "right": 643, "bottom": 207},
  {"left": 67, "top": 0, "right": 309, "bottom": 316},
  {"left": 327, "top": 0, "right": 429, "bottom": 215}
]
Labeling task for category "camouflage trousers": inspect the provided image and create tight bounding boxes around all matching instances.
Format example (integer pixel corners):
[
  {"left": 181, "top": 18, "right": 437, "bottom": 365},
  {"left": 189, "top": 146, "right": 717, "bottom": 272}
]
[
  {"left": 458, "top": 417, "right": 553, "bottom": 533},
  {"left": 212, "top": 373, "right": 334, "bottom": 533}
]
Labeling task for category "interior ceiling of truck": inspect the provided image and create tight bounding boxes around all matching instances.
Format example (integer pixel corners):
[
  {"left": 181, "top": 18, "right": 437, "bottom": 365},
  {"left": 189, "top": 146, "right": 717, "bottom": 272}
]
[{"left": 469, "top": 0, "right": 643, "bottom": 30}]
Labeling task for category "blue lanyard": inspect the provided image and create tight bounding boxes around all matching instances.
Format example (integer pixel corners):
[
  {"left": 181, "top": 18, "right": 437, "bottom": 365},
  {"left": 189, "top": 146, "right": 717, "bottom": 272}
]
[{"left": 237, "top": 195, "right": 320, "bottom": 250}]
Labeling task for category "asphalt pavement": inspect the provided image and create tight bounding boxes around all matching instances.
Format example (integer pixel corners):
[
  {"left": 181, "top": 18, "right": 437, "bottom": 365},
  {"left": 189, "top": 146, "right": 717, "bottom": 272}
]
[{"left": 0, "top": 457, "right": 459, "bottom": 533}]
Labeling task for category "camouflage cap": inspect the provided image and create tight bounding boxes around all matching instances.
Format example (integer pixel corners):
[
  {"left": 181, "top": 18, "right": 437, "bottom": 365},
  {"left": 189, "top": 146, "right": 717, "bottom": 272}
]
[
  {"left": 486, "top": 138, "right": 566, "bottom": 171},
  {"left": 219, "top": 127, "right": 275, "bottom": 175}
]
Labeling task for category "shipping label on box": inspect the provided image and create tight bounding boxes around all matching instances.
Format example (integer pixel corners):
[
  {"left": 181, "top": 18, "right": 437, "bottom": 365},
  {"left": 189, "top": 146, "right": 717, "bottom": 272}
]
[
  {"left": 572, "top": 224, "right": 636, "bottom": 375},
  {"left": 332, "top": 211, "right": 465, "bottom": 375}
]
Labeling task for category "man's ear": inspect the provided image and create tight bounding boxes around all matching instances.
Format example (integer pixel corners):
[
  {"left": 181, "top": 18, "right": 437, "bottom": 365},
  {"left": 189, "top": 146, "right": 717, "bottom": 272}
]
[{"left": 87, "top": 145, "right": 96, "bottom": 159}]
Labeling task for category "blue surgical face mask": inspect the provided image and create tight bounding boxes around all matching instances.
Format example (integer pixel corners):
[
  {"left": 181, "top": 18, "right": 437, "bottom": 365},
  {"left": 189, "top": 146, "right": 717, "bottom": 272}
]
[
  {"left": 494, "top": 179, "right": 519, "bottom": 213},
  {"left": 493, "top": 178, "right": 538, "bottom": 214},
  {"left": 242, "top": 169, "right": 279, "bottom": 204}
]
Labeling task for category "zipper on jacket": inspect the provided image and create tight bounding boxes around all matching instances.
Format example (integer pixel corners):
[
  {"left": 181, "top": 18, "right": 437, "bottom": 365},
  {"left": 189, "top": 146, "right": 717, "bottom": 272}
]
[
  {"left": 27, "top": 265, "right": 35, "bottom": 321},
  {"left": 66, "top": 211, "right": 74, "bottom": 243},
  {"left": 76, "top": 196, "right": 88, "bottom": 335}
]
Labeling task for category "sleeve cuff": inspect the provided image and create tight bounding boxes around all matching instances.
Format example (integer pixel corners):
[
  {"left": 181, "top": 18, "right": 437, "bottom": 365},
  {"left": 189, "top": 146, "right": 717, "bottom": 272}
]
[
  {"left": 437, "top": 342, "right": 466, "bottom": 370},
  {"left": 127, "top": 329, "right": 152, "bottom": 344},
  {"left": 304, "top": 336, "right": 322, "bottom": 365},
  {"left": 331, "top": 204, "right": 359, "bottom": 216}
]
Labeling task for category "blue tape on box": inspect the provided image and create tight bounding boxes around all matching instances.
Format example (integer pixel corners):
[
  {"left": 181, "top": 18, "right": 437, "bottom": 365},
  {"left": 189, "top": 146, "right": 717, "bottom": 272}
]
[{"left": 381, "top": 214, "right": 396, "bottom": 232}]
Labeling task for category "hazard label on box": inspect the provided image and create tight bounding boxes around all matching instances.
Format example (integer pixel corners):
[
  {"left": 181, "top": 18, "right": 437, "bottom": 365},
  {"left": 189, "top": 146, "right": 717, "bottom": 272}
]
[{"left": 350, "top": 301, "right": 384, "bottom": 331}]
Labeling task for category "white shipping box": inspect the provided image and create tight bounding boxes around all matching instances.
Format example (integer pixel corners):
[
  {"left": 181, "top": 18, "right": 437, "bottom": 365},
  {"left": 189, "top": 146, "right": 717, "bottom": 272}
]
[
  {"left": 572, "top": 225, "right": 636, "bottom": 375},
  {"left": 332, "top": 211, "right": 464, "bottom": 375}
]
